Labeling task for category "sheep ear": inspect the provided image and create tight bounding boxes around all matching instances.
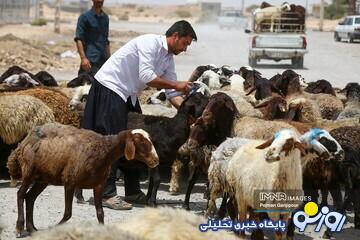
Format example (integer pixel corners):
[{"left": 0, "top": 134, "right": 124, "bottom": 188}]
[
  {"left": 294, "top": 141, "right": 306, "bottom": 155},
  {"left": 256, "top": 137, "right": 275, "bottom": 149},
  {"left": 246, "top": 86, "right": 256, "bottom": 96},
  {"left": 254, "top": 100, "right": 270, "bottom": 109},
  {"left": 125, "top": 138, "right": 136, "bottom": 160}
]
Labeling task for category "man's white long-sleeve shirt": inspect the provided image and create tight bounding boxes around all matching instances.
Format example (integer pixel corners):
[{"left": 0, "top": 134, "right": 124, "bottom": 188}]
[{"left": 95, "top": 34, "right": 177, "bottom": 106}]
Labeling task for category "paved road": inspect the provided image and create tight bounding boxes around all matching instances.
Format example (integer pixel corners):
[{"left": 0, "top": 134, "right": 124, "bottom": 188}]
[{"left": 110, "top": 21, "right": 360, "bottom": 88}]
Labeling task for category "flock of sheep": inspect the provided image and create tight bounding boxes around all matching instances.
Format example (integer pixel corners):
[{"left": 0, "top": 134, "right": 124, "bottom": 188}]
[{"left": 0, "top": 63, "right": 360, "bottom": 239}]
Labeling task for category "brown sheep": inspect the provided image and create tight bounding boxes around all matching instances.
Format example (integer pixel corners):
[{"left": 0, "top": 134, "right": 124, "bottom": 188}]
[{"left": 7, "top": 123, "right": 159, "bottom": 237}]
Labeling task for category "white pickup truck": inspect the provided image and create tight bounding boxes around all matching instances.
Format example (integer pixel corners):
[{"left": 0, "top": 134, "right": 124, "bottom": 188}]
[{"left": 247, "top": 9, "right": 308, "bottom": 68}]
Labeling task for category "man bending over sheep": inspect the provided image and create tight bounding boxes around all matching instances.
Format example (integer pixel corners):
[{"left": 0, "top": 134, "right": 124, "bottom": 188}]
[{"left": 77, "top": 20, "right": 196, "bottom": 210}]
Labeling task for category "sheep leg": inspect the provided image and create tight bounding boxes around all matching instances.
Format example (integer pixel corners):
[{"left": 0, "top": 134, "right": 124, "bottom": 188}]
[
  {"left": 147, "top": 166, "right": 160, "bottom": 207},
  {"left": 58, "top": 186, "right": 75, "bottom": 224},
  {"left": 320, "top": 189, "right": 329, "bottom": 207},
  {"left": 182, "top": 167, "right": 200, "bottom": 211},
  {"left": 93, "top": 184, "right": 105, "bottom": 224},
  {"left": 216, "top": 192, "right": 228, "bottom": 219},
  {"left": 25, "top": 182, "right": 47, "bottom": 233},
  {"left": 205, "top": 186, "right": 220, "bottom": 218},
  {"left": 227, "top": 196, "right": 238, "bottom": 221},
  {"left": 249, "top": 209, "right": 264, "bottom": 240},
  {"left": 237, "top": 202, "right": 247, "bottom": 237},
  {"left": 352, "top": 188, "right": 360, "bottom": 229},
  {"left": 329, "top": 188, "right": 343, "bottom": 212},
  {"left": 16, "top": 177, "right": 32, "bottom": 238},
  {"left": 168, "top": 159, "right": 183, "bottom": 194},
  {"left": 286, "top": 202, "right": 305, "bottom": 239}
]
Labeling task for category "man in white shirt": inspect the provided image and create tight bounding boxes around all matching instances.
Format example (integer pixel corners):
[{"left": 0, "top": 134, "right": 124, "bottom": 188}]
[{"left": 78, "top": 20, "right": 196, "bottom": 210}]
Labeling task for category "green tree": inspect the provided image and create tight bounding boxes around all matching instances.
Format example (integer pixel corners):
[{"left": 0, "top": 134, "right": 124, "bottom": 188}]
[{"left": 325, "top": 0, "right": 347, "bottom": 19}]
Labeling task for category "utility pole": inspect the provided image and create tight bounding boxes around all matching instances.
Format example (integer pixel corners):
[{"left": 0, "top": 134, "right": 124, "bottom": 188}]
[
  {"left": 55, "top": 0, "right": 61, "bottom": 33},
  {"left": 319, "top": 0, "right": 324, "bottom": 32},
  {"left": 241, "top": 0, "right": 245, "bottom": 16}
]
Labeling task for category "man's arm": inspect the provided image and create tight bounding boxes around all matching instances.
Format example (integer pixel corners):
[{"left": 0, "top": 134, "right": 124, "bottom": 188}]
[
  {"left": 105, "top": 43, "right": 111, "bottom": 60},
  {"left": 76, "top": 40, "right": 91, "bottom": 72},
  {"left": 147, "top": 76, "right": 192, "bottom": 94}
]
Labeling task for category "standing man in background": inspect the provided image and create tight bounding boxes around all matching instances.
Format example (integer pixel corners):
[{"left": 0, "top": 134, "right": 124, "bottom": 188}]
[{"left": 75, "top": 0, "right": 110, "bottom": 76}]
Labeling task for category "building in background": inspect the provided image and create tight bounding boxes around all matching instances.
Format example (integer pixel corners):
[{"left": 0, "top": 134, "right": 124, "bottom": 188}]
[
  {"left": 0, "top": 0, "right": 31, "bottom": 24},
  {"left": 199, "top": 1, "right": 221, "bottom": 22}
]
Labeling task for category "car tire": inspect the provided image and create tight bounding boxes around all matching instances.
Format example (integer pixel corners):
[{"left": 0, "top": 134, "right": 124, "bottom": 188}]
[
  {"left": 348, "top": 33, "right": 354, "bottom": 43},
  {"left": 292, "top": 57, "right": 303, "bottom": 69},
  {"left": 249, "top": 56, "right": 257, "bottom": 67},
  {"left": 334, "top": 32, "right": 341, "bottom": 42}
]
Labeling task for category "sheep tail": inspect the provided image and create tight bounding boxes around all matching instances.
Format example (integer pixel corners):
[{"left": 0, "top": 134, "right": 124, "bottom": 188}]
[{"left": 7, "top": 148, "right": 22, "bottom": 180}]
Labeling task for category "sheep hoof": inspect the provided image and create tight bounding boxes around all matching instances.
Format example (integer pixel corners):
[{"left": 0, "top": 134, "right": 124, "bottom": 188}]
[
  {"left": 147, "top": 200, "right": 157, "bottom": 207},
  {"left": 322, "top": 230, "right": 333, "bottom": 239},
  {"left": 169, "top": 190, "right": 181, "bottom": 195},
  {"left": 10, "top": 178, "right": 17, "bottom": 187},
  {"left": 182, "top": 204, "right": 190, "bottom": 211},
  {"left": 26, "top": 224, "right": 37, "bottom": 233},
  {"left": 16, "top": 230, "right": 30, "bottom": 238}
]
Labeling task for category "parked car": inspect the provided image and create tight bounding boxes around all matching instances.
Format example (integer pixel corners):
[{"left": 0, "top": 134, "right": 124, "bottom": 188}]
[
  {"left": 334, "top": 15, "right": 360, "bottom": 43},
  {"left": 217, "top": 10, "right": 246, "bottom": 29}
]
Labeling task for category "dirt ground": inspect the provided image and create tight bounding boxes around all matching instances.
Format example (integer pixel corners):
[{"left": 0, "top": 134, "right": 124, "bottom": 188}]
[{"left": 0, "top": 4, "right": 354, "bottom": 240}]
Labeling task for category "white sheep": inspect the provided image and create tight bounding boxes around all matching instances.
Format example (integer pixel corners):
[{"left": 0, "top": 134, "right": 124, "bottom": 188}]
[
  {"left": 29, "top": 207, "right": 237, "bottom": 240},
  {"left": 0, "top": 95, "right": 55, "bottom": 145},
  {"left": 226, "top": 129, "right": 304, "bottom": 238},
  {"left": 141, "top": 104, "right": 177, "bottom": 118},
  {"left": 232, "top": 116, "right": 299, "bottom": 139},
  {"left": 68, "top": 84, "right": 91, "bottom": 111},
  {"left": 254, "top": 2, "right": 291, "bottom": 32},
  {"left": 198, "top": 70, "right": 221, "bottom": 89},
  {"left": 206, "top": 137, "right": 251, "bottom": 217}
]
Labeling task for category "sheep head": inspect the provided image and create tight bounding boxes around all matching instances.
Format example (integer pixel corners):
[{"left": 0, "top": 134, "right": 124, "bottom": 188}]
[
  {"left": 187, "top": 117, "right": 209, "bottom": 151},
  {"left": 146, "top": 89, "right": 168, "bottom": 105},
  {"left": 186, "top": 93, "right": 239, "bottom": 150},
  {"left": 178, "top": 92, "right": 209, "bottom": 122},
  {"left": 340, "top": 82, "right": 360, "bottom": 101},
  {"left": 300, "top": 128, "right": 344, "bottom": 161},
  {"left": 125, "top": 129, "right": 159, "bottom": 168},
  {"left": 256, "top": 129, "right": 305, "bottom": 162}
]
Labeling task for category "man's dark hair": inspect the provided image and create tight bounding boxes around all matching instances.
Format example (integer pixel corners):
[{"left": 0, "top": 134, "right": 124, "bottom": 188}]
[{"left": 165, "top": 20, "right": 197, "bottom": 41}]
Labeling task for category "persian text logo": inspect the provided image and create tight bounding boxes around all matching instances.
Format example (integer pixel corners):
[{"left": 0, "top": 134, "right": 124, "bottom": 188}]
[{"left": 293, "top": 202, "right": 346, "bottom": 232}]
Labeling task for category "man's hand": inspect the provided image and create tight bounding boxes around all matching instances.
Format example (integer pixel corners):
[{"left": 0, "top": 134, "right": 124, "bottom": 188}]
[
  {"left": 81, "top": 58, "right": 92, "bottom": 72},
  {"left": 175, "top": 81, "right": 193, "bottom": 95}
]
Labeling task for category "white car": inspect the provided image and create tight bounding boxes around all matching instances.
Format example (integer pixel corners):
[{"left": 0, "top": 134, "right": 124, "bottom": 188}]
[{"left": 334, "top": 15, "right": 360, "bottom": 43}]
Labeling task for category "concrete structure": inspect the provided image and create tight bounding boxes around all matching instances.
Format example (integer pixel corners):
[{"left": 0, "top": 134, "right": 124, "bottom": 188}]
[{"left": 0, "top": 0, "right": 31, "bottom": 23}]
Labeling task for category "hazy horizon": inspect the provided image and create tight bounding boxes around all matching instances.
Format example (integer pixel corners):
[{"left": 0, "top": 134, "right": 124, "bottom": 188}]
[{"left": 56, "top": 0, "right": 331, "bottom": 8}]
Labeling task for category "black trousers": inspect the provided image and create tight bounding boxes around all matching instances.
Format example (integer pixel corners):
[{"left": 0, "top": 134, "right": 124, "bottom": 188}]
[{"left": 82, "top": 79, "right": 142, "bottom": 197}]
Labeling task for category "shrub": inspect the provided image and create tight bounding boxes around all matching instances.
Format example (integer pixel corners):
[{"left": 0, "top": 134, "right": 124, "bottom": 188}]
[
  {"left": 175, "top": 9, "right": 192, "bottom": 18},
  {"left": 31, "top": 18, "right": 47, "bottom": 26}
]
